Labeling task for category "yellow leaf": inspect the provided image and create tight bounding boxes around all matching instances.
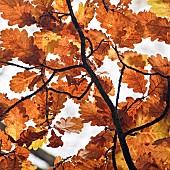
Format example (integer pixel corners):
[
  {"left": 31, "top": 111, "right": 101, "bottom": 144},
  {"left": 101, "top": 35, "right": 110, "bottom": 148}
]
[
  {"left": 147, "top": 0, "right": 170, "bottom": 20},
  {"left": 33, "top": 30, "right": 61, "bottom": 54},
  {"left": 29, "top": 136, "right": 47, "bottom": 150},
  {"left": 75, "top": 1, "right": 95, "bottom": 28}
]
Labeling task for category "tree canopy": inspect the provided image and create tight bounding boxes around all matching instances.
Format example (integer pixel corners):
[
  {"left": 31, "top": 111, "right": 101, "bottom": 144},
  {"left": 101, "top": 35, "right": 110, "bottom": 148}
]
[{"left": 0, "top": 0, "right": 170, "bottom": 169}]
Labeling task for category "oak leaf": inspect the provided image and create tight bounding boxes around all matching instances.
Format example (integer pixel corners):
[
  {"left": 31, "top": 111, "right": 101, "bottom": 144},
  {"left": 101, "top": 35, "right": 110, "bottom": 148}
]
[
  {"left": 48, "top": 90, "right": 67, "bottom": 116},
  {"left": 122, "top": 69, "right": 148, "bottom": 94},
  {"left": 33, "top": 30, "right": 61, "bottom": 53},
  {"left": 32, "top": 0, "right": 53, "bottom": 13},
  {"left": 147, "top": 0, "right": 170, "bottom": 20},
  {"left": 148, "top": 75, "right": 167, "bottom": 98},
  {"left": 0, "top": 130, "right": 12, "bottom": 151},
  {"left": 10, "top": 70, "right": 37, "bottom": 93},
  {"left": 121, "top": 51, "right": 148, "bottom": 69},
  {"left": 17, "top": 126, "right": 48, "bottom": 147},
  {"left": 0, "top": 0, "right": 36, "bottom": 27},
  {"left": 0, "top": 48, "right": 13, "bottom": 68},
  {"left": 4, "top": 107, "right": 28, "bottom": 141},
  {"left": 0, "top": 157, "right": 20, "bottom": 170},
  {"left": 29, "top": 136, "right": 47, "bottom": 150},
  {"left": 78, "top": 143, "right": 105, "bottom": 160},
  {"left": 15, "top": 146, "right": 30, "bottom": 160},
  {"left": 21, "top": 160, "right": 37, "bottom": 170},
  {"left": 79, "top": 97, "right": 112, "bottom": 127},
  {"left": 146, "top": 17, "right": 170, "bottom": 43},
  {"left": 23, "top": 99, "right": 45, "bottom": 125},
  {"left": 75, "top": 0, "right": 95, "bottom": 28},
  {"left": 148, "top": 54, "right": 170, "bottom": 76},
  {"left": 47, "top": 129, "right": 63, "bottom": 148},
  {"left": 0, "top": 28, "right": 44, "bottom": 65},
  {"left": 52, "top": 0, "right": 72, "bottom": 15},
  {"left": 54, "top": 117, "right": 83, "bottom": 134}
]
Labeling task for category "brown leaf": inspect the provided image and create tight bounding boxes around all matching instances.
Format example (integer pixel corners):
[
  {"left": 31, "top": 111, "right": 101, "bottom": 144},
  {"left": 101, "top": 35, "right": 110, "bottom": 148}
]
[
  {"left": 15, "top": 146, "right": 30, "bottom": 160},
  {"left": 17, "top": 126, "right": 48, "bottom": 147},
  {"left": 47, "top": 129, "right": 63, "bottom": 148},
  {"left": 148, "top": 75, "right": 167, "bottom": 99},
  {"left": 122, "top": 69, "right": 148, "bottom": 94},
  {"left": 54, "top": 117, "right": 83, "bottom": 134}
]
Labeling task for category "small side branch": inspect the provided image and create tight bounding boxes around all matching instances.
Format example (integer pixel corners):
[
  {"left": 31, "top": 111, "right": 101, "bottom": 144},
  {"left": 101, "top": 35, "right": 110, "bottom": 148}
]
[
  {"left": 48, "top": 81, "right": 93, "bottom": 100},
  {"left": 0, "top": 71, "right": 56, "bottom": 119},
  {"left": 125, "top": 76, "right": 170, "bottom": 136}
]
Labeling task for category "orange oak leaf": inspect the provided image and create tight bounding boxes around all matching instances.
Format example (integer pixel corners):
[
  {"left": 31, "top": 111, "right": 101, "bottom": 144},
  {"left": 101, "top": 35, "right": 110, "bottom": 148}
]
[
  {"left": 47, "top": 129, "right": 63, "bottom": 148},
  {"left": 10, "top": 70, "right": 37, "bottom": 93},
  {"left": 120, "top": 26, "right": 142, "bottom": 48},
  {"left": 146, "top": 17, "right": 170, "bottom": 43},
  {"left": 54, "top": 38, "right": 79, "bottom": 57},
  {"left": 32, "top": 0, "right": 53, "bottom": 13},
  {"left": 52, "top": 0, "right": 73, "bottom": 15},
  {"left": 17, "top": 126, "right": 48, "bottom": 147},
  {"left": 23, "top": 99, "right": 46, "bottom": 125},
  {"left": 118, "top": 0, "right": 132, "bottom": 7},
  {"left": 121, "top": 51, "right": 148, "bottom": 69},
  {"left": 4, "top": 107, "right": 28, "bottom": 141},
  {"left": 0, "top": 0, "right": 36, "bottom": 28},
  {"left": 0, "top": 157, "right": 20, "bottom": 170},
  {"left": 98, "top": 76, "right": 115, "bottom": 96},
  {"left": 0, "top": 28, "right": 45, "bottom": 65},
  {"left": 122, "top": 69, "right": 148, "bottom": 94},
  {"left": 118, "top": 97, "right": 143, "bottom": 117},
  {"left": 0, "top": 48, "right": 13, "bottom": 68},
  {"left": 79, "top": 98, "right": 112, "bottom": 127},
  {"left": 48, "top": 90, "right": 67, "bottom": 116},
  {"left": 136, "top": 11, "right": 157, "bottom": 39},
  {"left": 75, "top": 0, "right": 95, "bottom": 28},
  {"left": 15, "top": 146, "right": 30, "bottom": 160},
  {"left": 148, "top": 75, "right": 167, "bottom": 98},
  {"left": 148, "top": 54, "right": 170, "bottom": 76},
  {"left": 96, "top": 6, "right": 126, "bottom": 46},
  {"left": 54, "top": 117, "right": 83, "bottom": 134},
  {"left": 78, "top": 143, "right": 105, "bottom": 160},
  {"left": 21, "top": 160, "right": 37, "bottom": 170},
  {"left": 0, "top": 130, "right": 12, "bottom": 151}
]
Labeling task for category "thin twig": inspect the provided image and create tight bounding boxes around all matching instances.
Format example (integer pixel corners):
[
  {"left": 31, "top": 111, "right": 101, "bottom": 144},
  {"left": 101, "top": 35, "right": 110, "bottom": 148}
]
[
  {"left": 125, "top": 76, "right": 170, "bottom": 136},
  {"left": 48, "top": 81, "right": 93, "bottom": 100},
  {"left": 0, "top": 60, "right": 40, "bottom": 70},
  {"left": 112, "top": 46, "right": 169, "bottom": 78},
  {"left": 0, "top": 71, "right": 56, "bottom": 119}
]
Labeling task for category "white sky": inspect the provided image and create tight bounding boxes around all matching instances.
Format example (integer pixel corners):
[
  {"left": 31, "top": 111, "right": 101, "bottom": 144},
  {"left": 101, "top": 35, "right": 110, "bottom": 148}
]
[{"left": 0, "top": 0, "right": 170, "bottom": 169}]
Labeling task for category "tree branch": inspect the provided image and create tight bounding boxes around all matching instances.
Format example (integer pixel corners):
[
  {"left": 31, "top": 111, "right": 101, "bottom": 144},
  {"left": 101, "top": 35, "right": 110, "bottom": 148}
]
[
  {"left": 66, "top": 0, "right": 137, "bottom": 169},
  {"left": 48, "top": 81, "right": 93, "bottom": 100},
  {"left": 0, "top": 71, "right": 56, "bottom": 119}
]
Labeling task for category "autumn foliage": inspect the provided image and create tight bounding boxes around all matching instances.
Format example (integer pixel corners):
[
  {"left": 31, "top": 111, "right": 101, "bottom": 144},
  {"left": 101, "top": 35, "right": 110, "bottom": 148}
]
[{"left": 0, "top": 0, "right": 170, "bottom": 169}]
